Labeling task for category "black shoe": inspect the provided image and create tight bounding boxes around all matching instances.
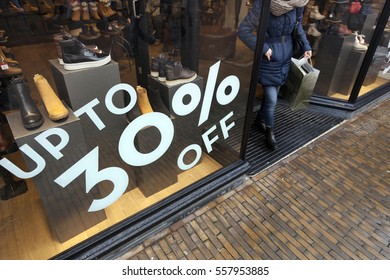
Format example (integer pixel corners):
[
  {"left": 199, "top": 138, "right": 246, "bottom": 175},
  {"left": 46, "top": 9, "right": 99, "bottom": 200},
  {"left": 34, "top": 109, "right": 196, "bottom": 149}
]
[
  {"left": 265, "top": 126, "right": 277, "bottom": 150},
  {"left": 255, "top": 115, "right": 266, "bottom": 132},
  {"left": 60, "top": 38, "right": 111, "bottom": 71},
  {"left": 9, "top": 78, "right": 44, "bottom": 129}
]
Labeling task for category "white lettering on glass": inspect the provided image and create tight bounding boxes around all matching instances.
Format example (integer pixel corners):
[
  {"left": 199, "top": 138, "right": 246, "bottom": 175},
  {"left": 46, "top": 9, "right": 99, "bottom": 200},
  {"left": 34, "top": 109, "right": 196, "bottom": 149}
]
[
  {"left": 105, "top": 83, "right": 137, "bottom": 115},
  {"left": 220, "top": 111, "right": 235, "bottom": 139},
  {"left": 171, "top": 83, "right": 201, "bottom": 116},
  {"left": 198, "top": 60, "right": 220, "bottom": 126},
  {"left": 216, "top": 76, "right": 240, "bottom": 105},
  {"left": 177, "top": 144, "right": 202, "bottom": 171},
  {"left": 74, "top": 98, "right": 105, "bottom": 130},
  {"left": 0, "top": 144, "right": 46, "bottom": 179},
  {"left": 54, "top": 146, "right": 129, "bottom": 212},
  {"left": 34, "top": 127, "right": 69, "bottom": 160},
  {"left": 118, "top": 112, "right": 174, "bottom": 166},
  {"left": 202, "top": 125, "right": 219, "bottom": 153}
]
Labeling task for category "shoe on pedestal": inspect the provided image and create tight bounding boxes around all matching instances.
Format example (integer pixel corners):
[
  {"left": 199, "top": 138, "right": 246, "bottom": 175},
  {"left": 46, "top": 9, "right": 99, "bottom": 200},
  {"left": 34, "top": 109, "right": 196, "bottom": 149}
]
[
  {"left": 33, "top": 74, "right": 69, "bottom": 121},
  {"left": 9, "top": 78, "right": 44, "bottom": 129}
]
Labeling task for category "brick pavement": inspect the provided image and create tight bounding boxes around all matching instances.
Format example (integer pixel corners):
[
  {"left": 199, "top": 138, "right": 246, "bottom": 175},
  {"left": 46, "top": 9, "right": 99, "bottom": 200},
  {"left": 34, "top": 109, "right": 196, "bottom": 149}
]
[{"left": 117, "top": 97, "right": 390, "bottom": 260}]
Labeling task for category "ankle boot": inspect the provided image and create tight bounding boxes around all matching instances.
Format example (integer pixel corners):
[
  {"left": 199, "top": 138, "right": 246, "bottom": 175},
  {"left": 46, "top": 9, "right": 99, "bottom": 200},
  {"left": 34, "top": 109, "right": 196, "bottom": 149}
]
[
  {"left": 33, "top": 74, "right": 69, "bottom": 121},
  {"left": 265, "top": 126, "right": 277, "bottom": 150},
  {"left": 136, "top": 86, "right": 153, "bottom": 114},
  {"left": 81, "top": 1, "right": 90, "bottom": 21},
  {"left": 255, "top": 115, "right": 266, "bottom": 132},
  {"left": 71, "top": 0, "right": 81, "bottom": 22},
  {"left": 89, "top": 2, "right": 101, "bottom": 20},
  {"left": 9, "top": 78, "right": 44, "bottom": 129}
]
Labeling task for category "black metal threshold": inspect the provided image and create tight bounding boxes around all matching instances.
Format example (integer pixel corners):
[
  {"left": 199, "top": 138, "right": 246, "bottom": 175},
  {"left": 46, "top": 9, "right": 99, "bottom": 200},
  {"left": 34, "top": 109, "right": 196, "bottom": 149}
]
[
  {"left": 52, "top": 160, "right": 250, "bottom": 260},
  {"left": 246, "top": 100, "right": 344, "bottom": 176}
]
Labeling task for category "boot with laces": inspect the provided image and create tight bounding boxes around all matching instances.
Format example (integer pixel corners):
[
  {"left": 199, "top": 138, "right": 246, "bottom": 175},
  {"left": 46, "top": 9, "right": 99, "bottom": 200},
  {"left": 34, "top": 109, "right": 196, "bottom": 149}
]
[
  {"left": 59, "top": 37, "right": 111, "bottom": 70},
  {"left": 81, "top": 1, "right": 90, "bottom": 21},
  {"left": 71, "top": 0, "right": 81, "bottom": 22},
  {"left": 165, "top": 61, "right": 197, "bottom": 86},
  {"left": 89, "top": 2, "right": 101, "bottom": 20},
  {"left": 150, "top": 53, "right": 173, "bottom": 82}
]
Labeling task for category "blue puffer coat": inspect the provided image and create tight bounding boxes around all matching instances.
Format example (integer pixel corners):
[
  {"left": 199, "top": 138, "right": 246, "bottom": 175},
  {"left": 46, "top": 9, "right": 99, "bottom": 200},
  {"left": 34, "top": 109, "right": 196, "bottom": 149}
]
[{"left": 238, "top": 1, "right": 311, "bottom": 86}]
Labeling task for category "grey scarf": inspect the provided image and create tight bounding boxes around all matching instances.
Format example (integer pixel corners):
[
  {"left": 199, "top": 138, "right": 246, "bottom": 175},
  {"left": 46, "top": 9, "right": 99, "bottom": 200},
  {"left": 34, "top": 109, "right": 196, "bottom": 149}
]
[{"left": 270, "top": 0, "right": 309, "bottom": 16}]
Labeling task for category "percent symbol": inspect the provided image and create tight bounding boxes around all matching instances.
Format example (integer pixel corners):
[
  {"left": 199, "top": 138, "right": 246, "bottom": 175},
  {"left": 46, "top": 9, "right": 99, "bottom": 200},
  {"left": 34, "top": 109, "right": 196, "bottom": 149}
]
[{"left": 171, "top": 61, "right": 240, "bottom": 127}]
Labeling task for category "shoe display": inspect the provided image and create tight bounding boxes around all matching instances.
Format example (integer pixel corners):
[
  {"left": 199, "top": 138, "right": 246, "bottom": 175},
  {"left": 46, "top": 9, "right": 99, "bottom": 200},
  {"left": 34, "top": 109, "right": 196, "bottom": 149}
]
[
  {"left": 59, "top": 37, "right": 111, "bottom": 71},
  {"left": 150, "top": 53, "right": 173, "bottom": 82},
  {"left": 136, "top": 85, "right": 153, "bottom": 114},
  {"left": 78, "top": 25, "right": 100, "bottom": 41},
  {"left": 0, "top": 57, "right": 22, "bottom": 78},
  {"left": 165, "top": 61, "right": 197, "bottom": 87},
  {"left": 38, "top": 0, "right": 52, "bottom": 12},
  {"left": 22, "top": 0, "right": 38, "bottom": 12},
  {"left": 71, "top": 0, "right": 81, "bottom": 22},
  {"left": 81, "top": 1, "right": 90, "bottom": 21},
  {"left": 309, "top": 6, "right": 325, "bottom": 20},
  {"left": 307, "top": 23, "right": 322, "bottom": 37},
  {"left": 8, "top": 78, "right": 44, "bottom": 129},
  {"left": 33, "top": 74, "right": 69, "bottom": 121},
  {"left": 353, "top": 34, "right": 368, "bottom": 51},
  {"left": 98, "top": 0, "right": 116, "bottom": 18},
  {"left": 89, "top": 2, "right": 101, "bottom": 20}
]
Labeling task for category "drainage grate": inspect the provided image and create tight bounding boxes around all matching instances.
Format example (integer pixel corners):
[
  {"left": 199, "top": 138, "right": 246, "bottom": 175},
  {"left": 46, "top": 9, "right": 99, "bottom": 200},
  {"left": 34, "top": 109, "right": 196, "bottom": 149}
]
[{"left": 245, "top": 102, "right": 344, "bottom": 176}]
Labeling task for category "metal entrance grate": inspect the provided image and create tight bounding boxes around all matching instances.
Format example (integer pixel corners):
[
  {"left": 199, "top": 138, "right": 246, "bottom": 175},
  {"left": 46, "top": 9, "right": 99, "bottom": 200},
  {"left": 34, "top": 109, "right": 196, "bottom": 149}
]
[{"left": 245, "top": 102, "right": 344, "bottom": 176}]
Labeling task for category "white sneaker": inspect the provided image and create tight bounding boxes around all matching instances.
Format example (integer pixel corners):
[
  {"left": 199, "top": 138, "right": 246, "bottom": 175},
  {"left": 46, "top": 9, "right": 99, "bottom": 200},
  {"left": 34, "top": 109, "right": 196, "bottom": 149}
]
[{"left": 353, "top": 35, "right": 368, "bottom": 51}]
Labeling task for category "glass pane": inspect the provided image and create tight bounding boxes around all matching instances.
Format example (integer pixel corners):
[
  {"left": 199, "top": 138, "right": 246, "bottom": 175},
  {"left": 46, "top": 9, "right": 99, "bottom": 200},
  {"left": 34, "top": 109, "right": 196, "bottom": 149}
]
[
  {"left": 0, "top": 0, "right": 254, "bottom": 259},
  {"left": 359, "top": 15, "right": 390, "bottom": 97},
  {"left": 308, "top": 0, "right": 385, "bottom": 100}
]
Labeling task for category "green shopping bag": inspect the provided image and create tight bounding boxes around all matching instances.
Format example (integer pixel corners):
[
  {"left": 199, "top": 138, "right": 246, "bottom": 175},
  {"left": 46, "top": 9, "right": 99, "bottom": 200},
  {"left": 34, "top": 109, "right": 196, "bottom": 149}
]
[{"left": 281, "top": 57, "right": 320, "bottom": 110}]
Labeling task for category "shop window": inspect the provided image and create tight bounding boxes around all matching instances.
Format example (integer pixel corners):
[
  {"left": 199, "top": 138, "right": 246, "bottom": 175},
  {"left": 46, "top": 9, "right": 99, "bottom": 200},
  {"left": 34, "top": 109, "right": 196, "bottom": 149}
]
[
  {"left": 305, "top": 0, "right": 388, "bottom": 101},
  {"left": 0, "top": 0, "right": 253, "bottom": 259}
]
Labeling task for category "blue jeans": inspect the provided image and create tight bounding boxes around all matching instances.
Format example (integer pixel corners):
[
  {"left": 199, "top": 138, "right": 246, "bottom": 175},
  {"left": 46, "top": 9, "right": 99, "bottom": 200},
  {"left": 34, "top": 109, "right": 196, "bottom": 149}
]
[{"left": 257, "top": 85, "right": 280, "bottom": 129}]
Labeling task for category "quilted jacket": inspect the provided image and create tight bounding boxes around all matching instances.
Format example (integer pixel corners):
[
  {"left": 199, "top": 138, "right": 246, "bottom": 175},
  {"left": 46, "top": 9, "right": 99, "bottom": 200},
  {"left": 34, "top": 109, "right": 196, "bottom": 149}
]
[{"left": 238, "top": 0, "right": 311, "bottom": 86}]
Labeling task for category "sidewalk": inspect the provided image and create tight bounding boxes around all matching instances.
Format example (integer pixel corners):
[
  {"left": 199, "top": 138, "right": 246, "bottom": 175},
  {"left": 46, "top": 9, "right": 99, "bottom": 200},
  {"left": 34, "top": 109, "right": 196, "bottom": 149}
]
[{"left": 117, "top": 97, "right": 390, "bottom": 260}]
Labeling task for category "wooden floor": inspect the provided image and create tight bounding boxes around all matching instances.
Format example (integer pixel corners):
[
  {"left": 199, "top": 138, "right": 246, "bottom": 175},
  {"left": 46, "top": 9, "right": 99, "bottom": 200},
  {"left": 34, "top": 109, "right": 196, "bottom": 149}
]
[{"left": 117, "top": 95, "right": 390, "bottom": 260}]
